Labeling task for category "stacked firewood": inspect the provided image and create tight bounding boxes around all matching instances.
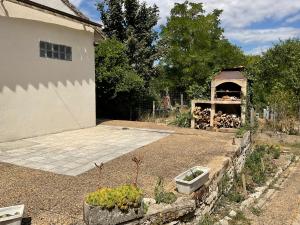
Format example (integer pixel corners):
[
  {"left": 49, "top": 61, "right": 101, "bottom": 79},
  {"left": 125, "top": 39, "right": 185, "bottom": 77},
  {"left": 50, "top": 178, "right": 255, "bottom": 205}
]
[
  {"left": 193, "top": 106, "right": 211, "bottom": 129},
  {"left": 213, "top": 111, "right": 241, "bottom": 128}
]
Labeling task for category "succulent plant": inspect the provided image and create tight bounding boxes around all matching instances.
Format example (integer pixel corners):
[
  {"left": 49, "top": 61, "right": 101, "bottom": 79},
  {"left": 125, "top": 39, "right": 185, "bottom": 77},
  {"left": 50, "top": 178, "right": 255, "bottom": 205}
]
[{"left": 86, "top": 184, "right": 143, "bottom": 211}]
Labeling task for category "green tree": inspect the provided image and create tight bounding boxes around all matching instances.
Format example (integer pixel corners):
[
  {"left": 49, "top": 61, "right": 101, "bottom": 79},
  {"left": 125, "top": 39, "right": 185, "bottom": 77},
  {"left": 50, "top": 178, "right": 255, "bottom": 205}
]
[
  {"left": 95, "top": 38, "right": 144, "bottom": 104},
  {"left": 249, "top": 39, "right": 300, "bottom": 132},
  {"left": 98, "top": 0, "right": 159, "bottom": 83},
  {"left": 160, "top": 1, "right": 245, "bottom": 95},
  {"left": 252, "top": 39, "right": 300, "bottom": 111},
  {"left": 98, "top": 0, "right": 125, "bottom": 41}
]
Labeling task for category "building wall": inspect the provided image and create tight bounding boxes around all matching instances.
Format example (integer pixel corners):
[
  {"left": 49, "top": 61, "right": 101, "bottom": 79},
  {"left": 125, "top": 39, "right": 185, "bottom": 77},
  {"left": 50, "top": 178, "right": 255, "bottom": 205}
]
[{"left": 0, "top": 10, "right": 96, "bottom": 142}]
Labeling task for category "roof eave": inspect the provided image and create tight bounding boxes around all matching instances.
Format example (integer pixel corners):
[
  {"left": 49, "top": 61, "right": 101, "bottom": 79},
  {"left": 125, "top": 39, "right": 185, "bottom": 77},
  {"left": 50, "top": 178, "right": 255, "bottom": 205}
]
[{"left": 14, "top": 0, "right": 102, "bottom": 28}]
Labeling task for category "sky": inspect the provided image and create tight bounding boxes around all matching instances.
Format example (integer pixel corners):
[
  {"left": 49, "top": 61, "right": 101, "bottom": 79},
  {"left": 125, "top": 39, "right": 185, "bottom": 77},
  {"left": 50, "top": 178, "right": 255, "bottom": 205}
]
[{"left": 70, "top": 0, "right": 300, "bottom": 55}]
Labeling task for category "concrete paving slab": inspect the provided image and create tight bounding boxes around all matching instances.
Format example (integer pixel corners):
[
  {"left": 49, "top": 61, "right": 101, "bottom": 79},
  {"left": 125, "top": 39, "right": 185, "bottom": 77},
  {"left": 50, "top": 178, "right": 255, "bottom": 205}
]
[{"left": 0, "top": 125, "right": 171, "bottom": 176}]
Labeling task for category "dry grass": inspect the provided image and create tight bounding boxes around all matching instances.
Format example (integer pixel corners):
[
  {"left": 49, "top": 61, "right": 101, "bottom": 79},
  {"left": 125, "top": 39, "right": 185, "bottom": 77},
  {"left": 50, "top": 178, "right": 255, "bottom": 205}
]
[{"left": 0, "top": 120, "right": 235, "bottom": 224}]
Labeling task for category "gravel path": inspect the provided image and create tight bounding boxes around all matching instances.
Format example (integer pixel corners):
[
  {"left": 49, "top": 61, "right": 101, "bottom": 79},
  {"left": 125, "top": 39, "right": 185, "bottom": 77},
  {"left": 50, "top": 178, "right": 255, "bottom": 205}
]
[
  {"left": 0, "top": 120, "right": 234, "bottom": 225},
  {"left": 247, "top": 161, "right": 300, "bottom": 225},
  {"left": 246, "top": 132, "right": 300, "bottom": 225}
]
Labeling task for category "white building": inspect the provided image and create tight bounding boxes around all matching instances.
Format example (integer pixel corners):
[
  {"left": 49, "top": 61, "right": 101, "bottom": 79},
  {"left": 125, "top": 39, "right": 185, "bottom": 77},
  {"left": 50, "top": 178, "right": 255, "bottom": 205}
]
[{"left": 0, "top": 0, "right": 104, "bottom": 142}]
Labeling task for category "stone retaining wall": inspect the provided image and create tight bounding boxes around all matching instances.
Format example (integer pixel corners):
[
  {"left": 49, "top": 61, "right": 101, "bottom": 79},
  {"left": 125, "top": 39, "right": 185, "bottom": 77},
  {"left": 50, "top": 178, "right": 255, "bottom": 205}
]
[{"left": 125, "top": 131, "right": 252, "bottom": 225}]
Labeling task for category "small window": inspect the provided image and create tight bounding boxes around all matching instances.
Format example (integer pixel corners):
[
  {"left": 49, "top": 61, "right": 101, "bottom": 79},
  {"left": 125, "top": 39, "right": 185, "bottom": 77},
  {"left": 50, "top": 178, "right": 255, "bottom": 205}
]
[
  {"left": 53, "top": 44, "right": 59, "bottom": 59},
  {"left": 39, "top": 41, "right": 72, "bottom": 61},
  {"left": 66, "top": 47, "right": 72, "bottom": 61},
  {"left": 40, "top": 41, "right": 46, "bottom": 57},
  {"left": 59, "top": 45, "right": 66, "bottom": 60}
]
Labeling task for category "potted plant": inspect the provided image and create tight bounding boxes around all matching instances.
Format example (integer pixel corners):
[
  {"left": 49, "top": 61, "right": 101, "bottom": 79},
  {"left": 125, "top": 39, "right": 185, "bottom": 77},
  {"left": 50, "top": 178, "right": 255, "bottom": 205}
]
[
  {"left": 0, "top": 205, "right": 24, "bottom": 225},
  {"left": 84, "top": 184, "right": 144, "bottom": 225},
  {"left": 175, "top": 166, "right": 210, "bottom": 194}
]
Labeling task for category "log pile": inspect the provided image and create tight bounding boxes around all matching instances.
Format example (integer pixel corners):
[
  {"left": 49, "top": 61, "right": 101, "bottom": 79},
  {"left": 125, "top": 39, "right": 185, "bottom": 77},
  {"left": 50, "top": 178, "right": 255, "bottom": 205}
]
[
  {"left": 213, "top": 111, "right": 241, "bottom": 128},
  {"left": 193, "top": 106, "right": 211, "bottom": 129}
]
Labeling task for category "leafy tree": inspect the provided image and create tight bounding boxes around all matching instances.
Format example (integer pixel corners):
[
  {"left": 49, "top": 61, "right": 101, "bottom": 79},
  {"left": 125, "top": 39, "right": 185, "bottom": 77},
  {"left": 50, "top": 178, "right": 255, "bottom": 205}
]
[
  {"left": 160, "top": 1, "right": 245, "bottom": 94},
  {"left": 252, "top": 39, "right": 300, "bottom": 112},
  {"left": 95, "top": 38, "right": 144, "bottom": 106},
  {"left": 249, "top": 39, "right": 300, "bottom": 132},
  {"left": 98, "top": 0, "right": 159, "bottom": 83},
  {"left": 98, "top": 0, "right": 125, "bottom": 41}
]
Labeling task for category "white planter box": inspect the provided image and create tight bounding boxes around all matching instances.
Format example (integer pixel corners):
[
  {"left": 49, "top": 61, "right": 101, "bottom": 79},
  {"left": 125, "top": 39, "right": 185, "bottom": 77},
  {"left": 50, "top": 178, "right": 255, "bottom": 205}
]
[
  {"left": 0, "top": 205, "right": 24, "bottom": 225},
  {"left": 175, "top": 166, "right": 210, "bottom": 194},
  {"left": 83, "top": 202, "right": 144, "bottom": 225}
]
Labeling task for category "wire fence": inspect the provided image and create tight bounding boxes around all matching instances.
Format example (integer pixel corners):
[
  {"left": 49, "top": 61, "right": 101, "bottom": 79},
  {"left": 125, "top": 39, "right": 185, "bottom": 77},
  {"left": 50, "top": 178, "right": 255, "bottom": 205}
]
[{"left": 134, "top": 91, "right": 191, "bottom": 122}]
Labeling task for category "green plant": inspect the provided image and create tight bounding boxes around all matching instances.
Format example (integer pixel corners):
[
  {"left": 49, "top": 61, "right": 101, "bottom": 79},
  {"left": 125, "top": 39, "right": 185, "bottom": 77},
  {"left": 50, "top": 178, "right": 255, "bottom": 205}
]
[
  {"left": 184, "top": 169, "right": 204, "bottom": 181},
  {"left": 218, "top": 173, "right": 231, "bottom": 196},
  {"left": 169, "top": 111, "right": 191, "bottom": 128},
  {"left": 154, "top": 177, "right": 177, "bottom": 204},
  {"left": 198, "top": 214, "right": 216, "bottom": 225},
  {"left": 86, "top": 184, "right": 143, "bottom": 211},
  {"left": 227, "top": 191, "right": 244, "bottom": 203},
  {"left": 236, "top": 126, "right": 248, "bottom": 138},
  {"left": 229, "top": 210, "right": 251, "bottom": 225},
  {"left": 250, "top": 206, "right": 262, "bottom": 216},
  {"left": 244, "top": 146, "right": 266, "bottom": 185},
  {"left": 269, "top": 145, "right": 281, "bottom": 159},
  {"left": 142, "top": 202, "right": 149, "bottom": 214}
]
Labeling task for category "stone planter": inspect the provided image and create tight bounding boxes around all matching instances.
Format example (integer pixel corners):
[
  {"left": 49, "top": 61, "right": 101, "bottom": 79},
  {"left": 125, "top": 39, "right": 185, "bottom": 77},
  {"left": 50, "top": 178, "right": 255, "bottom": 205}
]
[
  {"left": 0, "top": 205, "right": 24, "bottom": 225},
  {"left": 175, "top": 166, "right": 210, "bottom": 194},
  {"left": 83, "top": 202, "right": 144, "bottom": 225}
]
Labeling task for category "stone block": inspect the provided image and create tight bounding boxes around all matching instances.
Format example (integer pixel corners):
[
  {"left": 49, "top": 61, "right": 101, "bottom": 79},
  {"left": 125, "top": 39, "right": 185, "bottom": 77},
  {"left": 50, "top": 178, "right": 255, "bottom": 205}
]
[
  {"left": 83, "top": 202, "right": 144, "bottom": 225},
  {"left": 229, "top": 210, "right": 237, "bottom": 218}
]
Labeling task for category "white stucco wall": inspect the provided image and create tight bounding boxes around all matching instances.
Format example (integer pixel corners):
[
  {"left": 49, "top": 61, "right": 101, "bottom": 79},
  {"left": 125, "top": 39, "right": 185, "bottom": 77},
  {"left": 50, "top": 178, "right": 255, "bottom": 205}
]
[
  {"left": 0, "top": 13, "right": 96, "bottom": 142},
  {"left": 30, "top": 0, "right": 76, "bottom": 15}
]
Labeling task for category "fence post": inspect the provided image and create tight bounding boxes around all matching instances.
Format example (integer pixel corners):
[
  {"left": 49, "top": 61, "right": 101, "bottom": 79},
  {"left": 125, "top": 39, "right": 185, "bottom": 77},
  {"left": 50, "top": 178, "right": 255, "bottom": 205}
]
[
  {"left": 180, "top": 94, "right": 184, "bottom": 107},
  {"left": 152, "top": 101, "right": 155, "bottom": 118}
]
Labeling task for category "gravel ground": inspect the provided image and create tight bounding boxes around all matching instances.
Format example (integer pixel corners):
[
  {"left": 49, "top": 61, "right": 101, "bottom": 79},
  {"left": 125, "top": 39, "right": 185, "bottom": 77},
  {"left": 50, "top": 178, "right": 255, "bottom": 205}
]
[
  {"left": 245, "top": 133, "right": 300, "bottom": 225},
  {"left": 247, "top": 161, "right": 300, "bottom": 225},
  {"left": 0, "top": 120, "right": 234, "bottom": 225}
]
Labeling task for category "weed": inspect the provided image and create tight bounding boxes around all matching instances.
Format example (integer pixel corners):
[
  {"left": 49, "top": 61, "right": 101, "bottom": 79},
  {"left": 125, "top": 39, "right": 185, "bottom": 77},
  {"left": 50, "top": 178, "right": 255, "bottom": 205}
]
[
  {"left": 142, "top": 201, "right": 149, "bottom": 214},
  {"left": 227, "top": 191, "right": 244, "bottom": 203},
  {"left": 198, "top": 214, "right": 216, "bottom": 225},
  {"left": 229, "top": 210, "right": 251, "bottom": 225},
  {"left": 244, "top": 146, "right": 267, "bottom": 185},
  {"left": 94, "top": 162, "right": 104, "bottom": 188},
  {"left": 184, "top": 169, "right": 204, "bottom": 181},
  {"left": 236, "top": 126, "right": 248, "bottom": 138},
  {"left": 169, "top": 111, "right": 191, "bottom": 128},
  {"left": 132, "top": 155, "right": 143, "bottom": 186},
  {"left": 154, "top": 177, "right": 177, "bottom": 204},
  {"left": 250, "top": 206, "right": 262, "bottom": 216},
  {"left": 268, "top": 145, "right": 281, "bottom": 159},
  {"left": 218, "top": 173, "right": 231, "bottom": 196}
]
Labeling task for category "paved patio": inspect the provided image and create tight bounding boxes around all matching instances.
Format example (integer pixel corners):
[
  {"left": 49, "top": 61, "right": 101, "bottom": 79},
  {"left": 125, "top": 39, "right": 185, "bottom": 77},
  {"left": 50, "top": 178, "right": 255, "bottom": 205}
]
[{"left": 0, "top": 125, "right": 172, "bottom": 176}]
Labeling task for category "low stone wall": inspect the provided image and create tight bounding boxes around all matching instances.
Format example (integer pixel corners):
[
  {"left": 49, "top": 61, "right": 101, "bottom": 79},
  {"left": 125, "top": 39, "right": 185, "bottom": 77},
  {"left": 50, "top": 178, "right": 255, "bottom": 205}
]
[{"left": 123, "top": 131, "right": 252, "bottom": 225}]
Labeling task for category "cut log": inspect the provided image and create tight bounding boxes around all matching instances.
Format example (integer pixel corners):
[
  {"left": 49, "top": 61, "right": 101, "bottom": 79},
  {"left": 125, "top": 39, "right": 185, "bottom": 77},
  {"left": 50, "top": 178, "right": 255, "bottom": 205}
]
[{"left": 193, "top": 106, "right": 211, "bottom": 130}]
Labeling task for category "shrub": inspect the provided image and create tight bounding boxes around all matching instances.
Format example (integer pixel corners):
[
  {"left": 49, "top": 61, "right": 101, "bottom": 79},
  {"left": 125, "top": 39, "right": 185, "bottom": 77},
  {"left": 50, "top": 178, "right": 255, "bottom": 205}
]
[
  {"left": 244, "top": 148, "right": 266, "bottom": 185},
  {"left": 269, "top": 145, "right": 281, "bottom": 159},
  {"left": 169, "top": 111, "right": 191, "bottom": 128},
  {"left": 154, "top": 177, "right": 177, "bottom": 204},
  {"left": 198, "top": 214, "right": 216, "bottom": 225},
  {"left": 86, "top": 184, "right": 143, "bottom": 211},
  {"left": 236, "top": 126, "right": 248, "bottom": 138}
]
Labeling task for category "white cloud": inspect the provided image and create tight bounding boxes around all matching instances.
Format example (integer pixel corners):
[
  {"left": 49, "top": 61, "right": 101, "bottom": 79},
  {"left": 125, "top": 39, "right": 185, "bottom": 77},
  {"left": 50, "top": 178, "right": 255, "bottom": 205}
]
[
  {"left": 72, "top": 0, "right": 300, "bottom": 53},
  {"left": 246, "top": 45, "right": 271, "bottom": 55},
  {"left": 69, "top": 0, "right": 84, "bottom": 7},
  {"left": 285, "top": 14, "right": 300, "bottom": 24},
  {"left": 225, "top": 27, "right": 300, "bottom": 44},
  {"left": 144, "top": 0, "right": 300, "bottom": 29}
]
